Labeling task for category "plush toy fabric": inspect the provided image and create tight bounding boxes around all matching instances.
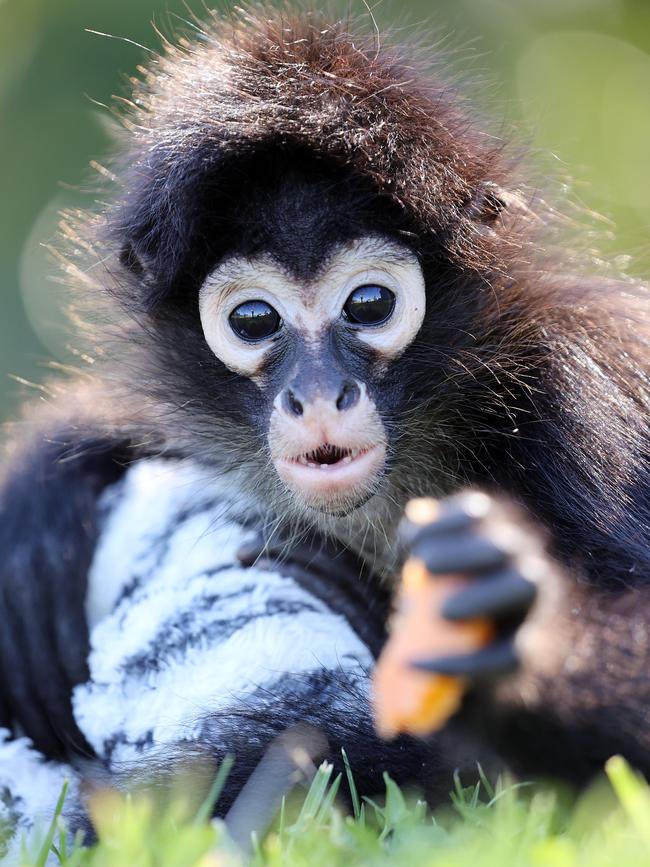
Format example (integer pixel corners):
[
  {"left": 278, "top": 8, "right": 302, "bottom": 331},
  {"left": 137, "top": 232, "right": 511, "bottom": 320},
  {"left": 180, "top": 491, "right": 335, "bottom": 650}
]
[{"left": 0, "top": 460, "right": 374, "bottom": 861}]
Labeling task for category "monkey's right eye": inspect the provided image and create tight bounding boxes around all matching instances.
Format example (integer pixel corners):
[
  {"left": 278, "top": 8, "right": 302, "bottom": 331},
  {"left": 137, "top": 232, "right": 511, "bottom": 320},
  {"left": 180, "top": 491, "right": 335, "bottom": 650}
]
[{"left": 229, "top": 300, "right": 281, "bottom": 341}]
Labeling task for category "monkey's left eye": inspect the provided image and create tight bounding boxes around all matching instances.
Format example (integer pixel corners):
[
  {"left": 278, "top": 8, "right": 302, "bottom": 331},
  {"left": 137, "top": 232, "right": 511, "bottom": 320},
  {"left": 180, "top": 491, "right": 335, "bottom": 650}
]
[
  {"left": 343, "top": 285, "right": 395, "bottom": 326},
  {"left": 229, "top": 300, "right": 282, "bottom": 341}
]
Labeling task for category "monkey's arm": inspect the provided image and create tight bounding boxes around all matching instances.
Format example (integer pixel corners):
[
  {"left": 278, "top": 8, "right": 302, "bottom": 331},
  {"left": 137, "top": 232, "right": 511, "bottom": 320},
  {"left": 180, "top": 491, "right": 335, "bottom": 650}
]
[{"left": 0, "top": 394, "right": 129, "bottom": 757}]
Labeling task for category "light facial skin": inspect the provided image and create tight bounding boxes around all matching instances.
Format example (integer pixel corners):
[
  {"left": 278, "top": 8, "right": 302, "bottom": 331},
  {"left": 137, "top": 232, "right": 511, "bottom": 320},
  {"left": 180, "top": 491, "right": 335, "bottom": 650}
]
[{"left": 199, "top": 236, "right": 426, "bottom": 512}]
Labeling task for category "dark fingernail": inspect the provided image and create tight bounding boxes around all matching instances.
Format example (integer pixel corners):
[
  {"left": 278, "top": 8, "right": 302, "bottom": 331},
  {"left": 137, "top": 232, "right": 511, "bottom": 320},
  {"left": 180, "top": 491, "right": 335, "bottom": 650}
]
[
  {"left": 441, "top": 569, "right": 537, "bottom": 620},
  {"left": 412, "top": 534, "right": 508, "bottom": 575},
  {"left": 410, "top": 641, "right": 518, "bottom": 677}
]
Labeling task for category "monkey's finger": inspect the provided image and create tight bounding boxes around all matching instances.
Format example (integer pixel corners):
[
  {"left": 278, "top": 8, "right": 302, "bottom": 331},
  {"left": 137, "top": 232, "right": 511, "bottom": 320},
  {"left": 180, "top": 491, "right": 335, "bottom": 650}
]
[
  {"left": 237, "top": 534, "right": 367, "bottom": 584},
  {"left": 243, "top": 542, "right": 337, "bottom": 576},
  {"left": 236, "top": 535, "right": 267, "bottom": 567},
  {"left": 441, "top": 569, "right": 536, "bottom": 621},
  {"left": 410, "top": 640, "right": 518, "bottom": 678},
  {"left": 237, "top": 533, "right": 327, "bottom": 571},
  {"left": 400, "top": 492, "right": 493, "bottom": 549},
  {"left": 411, "top": 533, "right": 508, "bottom": 576}
]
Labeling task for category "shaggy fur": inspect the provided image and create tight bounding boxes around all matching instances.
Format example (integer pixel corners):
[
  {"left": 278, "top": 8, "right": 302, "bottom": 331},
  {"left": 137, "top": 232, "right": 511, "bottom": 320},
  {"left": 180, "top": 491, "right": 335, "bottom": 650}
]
[{"left": 2, "top": 2, "right": 650, "bottom": 804}]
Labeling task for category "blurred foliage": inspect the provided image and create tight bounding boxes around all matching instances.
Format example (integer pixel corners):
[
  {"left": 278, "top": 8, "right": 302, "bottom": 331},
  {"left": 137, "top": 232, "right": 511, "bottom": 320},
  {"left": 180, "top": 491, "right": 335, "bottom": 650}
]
[
  {"left": 8, "top": 756, "right": 650, "bottom": 867},
  {"left": 1, "top": 0, "right": 649, "bottom": 419}
]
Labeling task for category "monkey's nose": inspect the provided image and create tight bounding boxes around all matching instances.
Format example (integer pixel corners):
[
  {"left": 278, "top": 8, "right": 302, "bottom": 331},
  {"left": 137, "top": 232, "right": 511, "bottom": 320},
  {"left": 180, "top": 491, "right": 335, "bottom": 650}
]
[{"left": 281, "top": 381, "right": 360, "bottom": 417}]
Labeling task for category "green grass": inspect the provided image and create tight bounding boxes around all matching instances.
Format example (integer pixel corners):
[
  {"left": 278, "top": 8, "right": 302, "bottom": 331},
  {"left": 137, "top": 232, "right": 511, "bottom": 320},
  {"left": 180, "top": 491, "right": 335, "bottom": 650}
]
[{"left": 6, "top": 756, "right": 650, "bottom": 866}]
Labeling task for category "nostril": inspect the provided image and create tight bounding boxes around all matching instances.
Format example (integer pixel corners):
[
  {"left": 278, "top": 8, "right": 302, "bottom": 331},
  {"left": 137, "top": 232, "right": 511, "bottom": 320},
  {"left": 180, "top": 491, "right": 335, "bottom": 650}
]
[
  {"left": 336, "top": 381, "right": 360, "bottom": 411},
  {"left": 284, "top": 388, "right": 304, "bottom": 417}
]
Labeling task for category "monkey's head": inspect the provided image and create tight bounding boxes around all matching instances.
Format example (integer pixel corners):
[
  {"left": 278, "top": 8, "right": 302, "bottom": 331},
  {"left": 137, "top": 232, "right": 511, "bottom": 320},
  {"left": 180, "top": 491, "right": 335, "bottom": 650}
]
[
  {"left": 195, "top": 160, "right": 428, "bottom": 515},
  {"left": 86, "top": 10, "right": 528, "bottom": 536}
]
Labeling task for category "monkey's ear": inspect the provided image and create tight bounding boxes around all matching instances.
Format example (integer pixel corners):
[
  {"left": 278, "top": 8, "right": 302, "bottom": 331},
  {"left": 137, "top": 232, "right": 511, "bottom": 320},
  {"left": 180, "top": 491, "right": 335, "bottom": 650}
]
[
  {"left": 117, "top": 237, "right": 171, "bottom": 311},
  {"left": 465, "top": 181, "right": 508, "bottom": 226}
]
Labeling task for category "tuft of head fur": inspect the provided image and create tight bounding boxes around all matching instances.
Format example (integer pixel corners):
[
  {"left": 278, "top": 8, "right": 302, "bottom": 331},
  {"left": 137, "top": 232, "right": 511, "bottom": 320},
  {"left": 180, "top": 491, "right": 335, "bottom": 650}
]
[{"left": 81, "top": 4, "right": 534, "bottom": 310}]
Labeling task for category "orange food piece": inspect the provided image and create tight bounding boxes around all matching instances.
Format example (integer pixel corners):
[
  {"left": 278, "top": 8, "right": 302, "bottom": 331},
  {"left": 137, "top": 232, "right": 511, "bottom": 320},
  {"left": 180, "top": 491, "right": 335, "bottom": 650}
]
[{"left": 373, "top": 556, "right": 494, "bottom": 739}]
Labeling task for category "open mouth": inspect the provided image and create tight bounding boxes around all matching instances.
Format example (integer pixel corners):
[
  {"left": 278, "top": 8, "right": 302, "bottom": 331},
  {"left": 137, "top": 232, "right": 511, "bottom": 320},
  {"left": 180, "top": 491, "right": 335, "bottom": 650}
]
[
  {"left": 291, "top": 443, "right": 369, "bottom": 470},
  {"left": 275, "top": 441, "right": 387, "bottom": 509}
]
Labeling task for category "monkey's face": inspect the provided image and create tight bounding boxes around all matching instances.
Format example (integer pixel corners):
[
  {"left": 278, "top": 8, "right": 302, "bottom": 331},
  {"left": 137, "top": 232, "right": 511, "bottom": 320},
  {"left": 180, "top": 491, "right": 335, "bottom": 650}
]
[{"left": 198, "top": 236, "right": 426, "bottom": 514}]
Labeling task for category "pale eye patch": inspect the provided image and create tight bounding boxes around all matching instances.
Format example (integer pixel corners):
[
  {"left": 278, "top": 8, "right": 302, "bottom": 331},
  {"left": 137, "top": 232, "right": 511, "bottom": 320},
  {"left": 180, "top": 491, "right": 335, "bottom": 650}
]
[{"left": 198, "top": 236, "right": 427, "bottom": 377}]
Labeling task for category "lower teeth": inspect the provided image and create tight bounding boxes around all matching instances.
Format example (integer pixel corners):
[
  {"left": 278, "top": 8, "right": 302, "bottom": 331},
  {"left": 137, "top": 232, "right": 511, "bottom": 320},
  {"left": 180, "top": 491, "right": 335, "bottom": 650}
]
[{"left": 294, "top": 448, "right": 367, "bottom": 468}]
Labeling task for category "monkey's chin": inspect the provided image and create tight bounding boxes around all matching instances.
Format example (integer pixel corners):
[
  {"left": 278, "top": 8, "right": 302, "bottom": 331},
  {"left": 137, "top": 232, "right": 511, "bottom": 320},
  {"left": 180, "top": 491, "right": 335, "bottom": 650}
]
[{"left": 274, "top": 444, "right": 386, "bottom": 514}]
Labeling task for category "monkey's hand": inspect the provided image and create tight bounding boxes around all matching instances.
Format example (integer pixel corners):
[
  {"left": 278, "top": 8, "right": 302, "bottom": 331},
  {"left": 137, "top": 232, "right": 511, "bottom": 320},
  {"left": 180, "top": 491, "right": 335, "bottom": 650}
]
[{"left": 373, "top": 491, "right": 551, "bottom": 738}]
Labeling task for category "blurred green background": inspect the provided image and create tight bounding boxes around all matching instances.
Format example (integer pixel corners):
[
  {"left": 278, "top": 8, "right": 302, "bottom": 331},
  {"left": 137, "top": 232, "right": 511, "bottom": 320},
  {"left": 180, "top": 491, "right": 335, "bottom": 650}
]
[{"left": 1, "top": 0, "right": 649, "bottom": 420}]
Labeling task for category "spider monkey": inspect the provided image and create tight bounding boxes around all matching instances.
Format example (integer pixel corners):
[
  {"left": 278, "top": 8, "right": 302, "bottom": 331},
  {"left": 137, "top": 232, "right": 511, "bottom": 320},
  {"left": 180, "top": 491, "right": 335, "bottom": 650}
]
[{"left": 2, "top": 5, "right": 650, "bottom": 807}]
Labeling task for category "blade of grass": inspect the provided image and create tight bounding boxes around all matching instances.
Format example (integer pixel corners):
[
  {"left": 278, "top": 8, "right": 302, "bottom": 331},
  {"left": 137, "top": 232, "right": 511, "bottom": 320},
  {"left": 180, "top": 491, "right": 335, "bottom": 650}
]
[
  {"left": 315, "top": 773, "right": 342, "bottom": 823},
  {"left": 341, "top": 749, "right": 362, "bottom": 823},
  {"left": 194, "top": 754, "right": 234, "bottom": 825},
  {"left": 477, "top": 763, "right": 495, "bottom": 801},
  {"left": 606, "top": 755, "right": 650, "bottom": 847},
  {"left": 278, "top": 794, "right": 287, "bottom": 845},
  {"left": 296, "top": 762, "right": 333, "bottom": 824},
  {"left": 35, "top": 780, "right": 69, "bottom": 867}
]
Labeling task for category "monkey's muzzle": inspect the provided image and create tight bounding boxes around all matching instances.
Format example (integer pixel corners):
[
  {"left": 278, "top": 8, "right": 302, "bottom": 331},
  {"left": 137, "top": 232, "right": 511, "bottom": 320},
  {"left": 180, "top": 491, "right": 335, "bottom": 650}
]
[{"left": 275, "top": 441, "right": 386, "bottom": 511}]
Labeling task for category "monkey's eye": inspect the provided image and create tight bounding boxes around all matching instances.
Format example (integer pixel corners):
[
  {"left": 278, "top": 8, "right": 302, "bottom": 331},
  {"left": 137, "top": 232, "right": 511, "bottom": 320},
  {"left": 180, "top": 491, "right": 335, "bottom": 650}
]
[
  {"left": 229, "top": 300, "right": 281, "bottom": 341},
  {"left": 343, "top": 285, "right": 395, "bottom": 326}
]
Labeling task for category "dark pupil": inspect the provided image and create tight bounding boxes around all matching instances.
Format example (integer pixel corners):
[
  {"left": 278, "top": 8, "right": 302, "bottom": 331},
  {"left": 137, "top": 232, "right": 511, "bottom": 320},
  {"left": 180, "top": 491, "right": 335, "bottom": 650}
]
[
  {"left": 229, "top": 300, "right": 281, "bottom": 341},
  {"left": 343, "top": 285, "right": 395, "bottom": 325}
]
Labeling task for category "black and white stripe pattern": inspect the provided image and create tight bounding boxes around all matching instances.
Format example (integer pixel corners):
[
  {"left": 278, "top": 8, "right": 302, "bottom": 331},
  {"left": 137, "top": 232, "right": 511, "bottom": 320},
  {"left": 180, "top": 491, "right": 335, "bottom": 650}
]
[{"left": 0, "top": 459, "right": 374, "bottom": 859}]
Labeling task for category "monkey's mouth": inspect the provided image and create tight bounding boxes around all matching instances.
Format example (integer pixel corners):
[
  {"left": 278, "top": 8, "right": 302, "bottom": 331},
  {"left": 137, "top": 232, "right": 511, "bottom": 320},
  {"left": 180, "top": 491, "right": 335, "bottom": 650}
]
[
  {"left": 274, "top": 441, "right": 387, "bottom": 508},
  {"left": 292, "top": 443, "right": 367, "bottom": 469}
]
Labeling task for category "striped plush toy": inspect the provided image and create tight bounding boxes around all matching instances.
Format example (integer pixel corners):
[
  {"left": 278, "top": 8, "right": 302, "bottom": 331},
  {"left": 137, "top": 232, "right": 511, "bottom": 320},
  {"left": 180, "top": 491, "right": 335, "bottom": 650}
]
[{"left": 0, "top": 459, "right": 383, "bottom": 860}]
